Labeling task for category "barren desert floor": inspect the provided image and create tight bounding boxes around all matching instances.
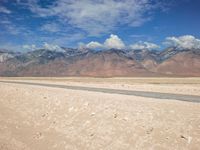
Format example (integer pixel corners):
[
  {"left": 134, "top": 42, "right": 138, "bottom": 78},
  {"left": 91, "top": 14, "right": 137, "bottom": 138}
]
[{"left": 0, "top": 77, "right": 200, "bottom": 150}]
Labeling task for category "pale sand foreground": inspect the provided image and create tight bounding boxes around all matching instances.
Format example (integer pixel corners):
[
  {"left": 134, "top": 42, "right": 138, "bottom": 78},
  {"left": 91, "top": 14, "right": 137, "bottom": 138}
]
[{"left": 0, "top": 79, "right": 200, "bottom": 150}]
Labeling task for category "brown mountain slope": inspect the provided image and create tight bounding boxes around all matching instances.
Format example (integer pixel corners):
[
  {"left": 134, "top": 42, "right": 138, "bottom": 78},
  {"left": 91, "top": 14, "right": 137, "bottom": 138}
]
[
  {"left": 13, "top": 50, "right": 156, "bottom": 77},
  {"left": 155, "top": 51, "right": 200, "bottom": 76},
  {"left": 141, "top": 58, "right": 158, "bottom": 72}
]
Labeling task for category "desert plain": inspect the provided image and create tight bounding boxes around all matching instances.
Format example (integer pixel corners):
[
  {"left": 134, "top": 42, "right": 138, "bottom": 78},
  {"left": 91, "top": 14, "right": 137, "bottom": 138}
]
[{"left": 0, "top": 77, "right": 200, "bottom": 150}]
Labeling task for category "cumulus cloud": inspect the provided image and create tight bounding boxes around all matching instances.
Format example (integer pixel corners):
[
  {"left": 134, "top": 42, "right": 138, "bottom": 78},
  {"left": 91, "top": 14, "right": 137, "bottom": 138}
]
[
  {"left": 130, "top": 41, "right": 160, "bottom": 50},
  {"left": 86, "top": 41, "right": 103, "bottom": 49},
  {"left": 164, "top": 35, "right": 200, "bottom": 50},
  {"left": 83, "top": 34, "right": 125, "bottom": 49},
  {"left": 43, "top": 42, "right": 64, "bottom": 52},
  {"left": 21, "top": 0, "right": 162, "bottom": 36},
  {"left": 104, "top": 34, "right": 125, "bottom": 49},
  {"left": 0, "top": 6, "right": 11, "bottom": 14},
  {"left": 84, "top": 35, "right": 200, "bottom": 51}
]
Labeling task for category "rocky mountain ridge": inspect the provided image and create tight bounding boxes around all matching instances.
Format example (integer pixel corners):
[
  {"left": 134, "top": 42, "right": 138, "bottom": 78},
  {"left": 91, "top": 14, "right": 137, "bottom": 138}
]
[{"left": 0, "top": 47, "right": 199, "bottom": 77}]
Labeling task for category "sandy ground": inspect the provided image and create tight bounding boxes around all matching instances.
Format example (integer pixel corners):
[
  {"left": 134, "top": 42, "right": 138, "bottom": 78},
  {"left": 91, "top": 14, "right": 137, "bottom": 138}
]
[{"left": 0, "top": 78, "right": 200, "bottom": 150}]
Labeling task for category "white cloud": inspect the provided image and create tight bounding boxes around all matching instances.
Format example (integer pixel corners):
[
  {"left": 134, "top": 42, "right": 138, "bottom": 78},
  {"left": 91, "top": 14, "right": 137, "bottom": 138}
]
[
  {"left": 104, "top": 34, "right": 125, "bottom": 49},
  {"left": 83, "top": 34, "right": 159, "bottom": 50},
  {"left": 22, "top": 43, "right": 65, "bottom": 52},
  {"left": 43, "top": 42, "right": 65, "bottom": 52},
  {"left": 164, "top": 35, "right": 200, "bottom": 50},
  {"left": 130, "top": 41, "right": 160, "bottom": 50},
  {"left": 0, "top": 6, "right": 11, "bottom": 14},
  {"left": 0, "top": 19, "right": 30, "bottom": 35},
  {"left": 41, "top": 23, "right": 60, "bottom": 32},
  {"left": 86, "top": 41, "right": 103, "bottom": 49},
  {"left": 22, "top": 44, "right": 36, "bottom": 51},
  {"left": 83, "top": 34, "right": 125, "bottom": 49},
  {"left": 22, "top": 0, "right": 161, "bottom": 36}
]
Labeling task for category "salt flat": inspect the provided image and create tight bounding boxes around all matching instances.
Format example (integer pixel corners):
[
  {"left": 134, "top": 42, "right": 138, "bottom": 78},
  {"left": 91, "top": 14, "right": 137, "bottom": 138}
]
[{"left": 0, "top": 78, "right": 200, "bottom": 150}]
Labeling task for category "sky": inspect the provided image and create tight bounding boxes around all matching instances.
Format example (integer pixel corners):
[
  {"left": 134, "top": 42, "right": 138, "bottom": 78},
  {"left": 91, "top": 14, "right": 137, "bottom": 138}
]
[{"left": 0, "top": 0, "right": 200, "bottom": 51}]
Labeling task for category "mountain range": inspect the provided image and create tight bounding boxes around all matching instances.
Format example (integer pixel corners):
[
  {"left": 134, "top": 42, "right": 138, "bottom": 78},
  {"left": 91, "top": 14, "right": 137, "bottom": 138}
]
[{"left": 0, "top": 47, "right": 200, "bottom": 77}]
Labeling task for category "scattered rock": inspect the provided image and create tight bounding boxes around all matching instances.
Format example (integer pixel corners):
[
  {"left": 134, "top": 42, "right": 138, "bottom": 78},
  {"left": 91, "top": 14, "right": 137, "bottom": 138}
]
[
  {"left": 180, "top": 135, "right": 187, "bottom": 140},
  {"left": 34, "top": 132, "right": 43, "bottom": 139},
  {"left": 91, "top": 112, "right": 95, "bottom": 116},
  {"left": 146, "top": 127, "right": 154, "bottom": 134},
  {"left": 114, "top": 113, "right": 118, "bottom": 118},
  {"left": 180, "top": 135, "right": 192, "bottom": 144},
  {"left": 42, "top": 113, "right": 48, "bottom": 118}
]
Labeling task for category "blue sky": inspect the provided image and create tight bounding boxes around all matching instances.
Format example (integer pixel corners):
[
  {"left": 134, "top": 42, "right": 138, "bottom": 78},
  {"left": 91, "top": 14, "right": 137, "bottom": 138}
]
[{"left": 0, "top": 0, "right": 200, "bottom": 51}]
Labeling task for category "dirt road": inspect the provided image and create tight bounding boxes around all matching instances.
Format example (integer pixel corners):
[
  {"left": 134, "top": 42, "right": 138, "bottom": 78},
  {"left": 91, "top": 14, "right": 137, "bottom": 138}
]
[{"left": 1, "top": 80, "right": 200, "bottom": 103}]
